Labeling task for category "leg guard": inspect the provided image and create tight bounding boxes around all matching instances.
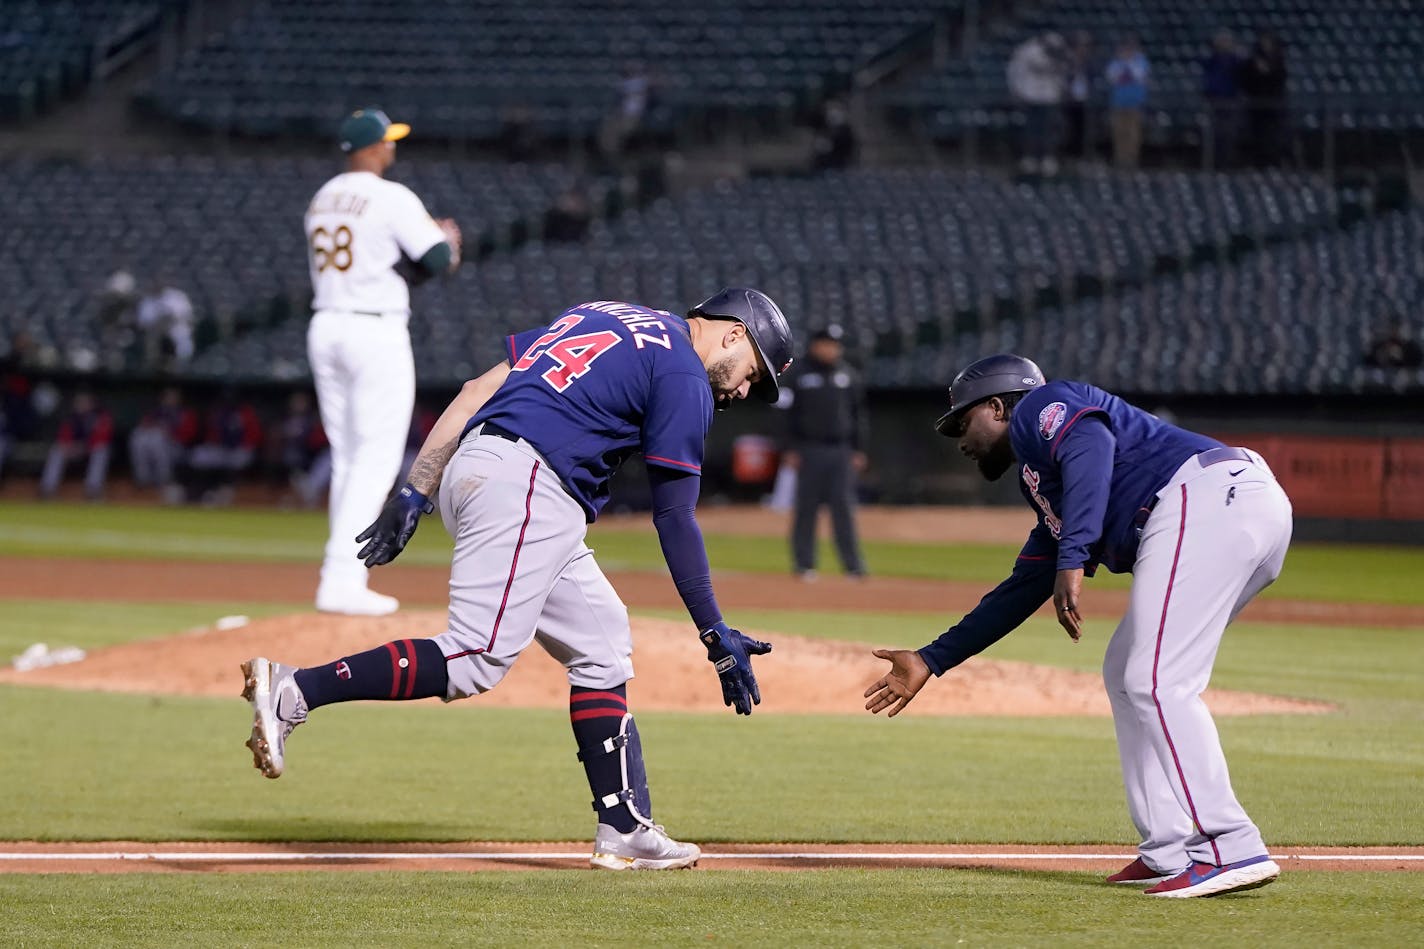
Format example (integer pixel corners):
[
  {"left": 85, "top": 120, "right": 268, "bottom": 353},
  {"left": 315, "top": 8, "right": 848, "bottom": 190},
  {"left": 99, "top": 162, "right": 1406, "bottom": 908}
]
[{"left": 576, "top": 713, "right": 655, "bottom": 830}]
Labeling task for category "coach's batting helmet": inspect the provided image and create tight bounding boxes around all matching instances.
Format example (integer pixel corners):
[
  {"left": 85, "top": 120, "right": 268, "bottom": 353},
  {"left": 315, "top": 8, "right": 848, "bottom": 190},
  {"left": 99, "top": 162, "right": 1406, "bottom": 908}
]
[
  {"left": 934, "top": 353, "right": 1045, "bottom": 436},
  {"left": 688, "top": 287, "right": 795, "bottom": 402}
]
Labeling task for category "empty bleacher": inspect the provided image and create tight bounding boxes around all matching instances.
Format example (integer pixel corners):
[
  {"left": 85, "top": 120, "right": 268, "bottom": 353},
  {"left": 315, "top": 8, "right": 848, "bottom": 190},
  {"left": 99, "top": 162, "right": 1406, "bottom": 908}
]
[
  {"left": 135, "top": 0, "right": 953, "bottom": 140},
  {"left": 188, "top": 166, "right": 1349, "bottom": 389},
  {"left": 0, "top": 155, "right": 610, "bottom": 375},
  {"left": 5, "top": 150, "right": 1407, "bottom": 397},
  {"left": 0, "top": 0, "right": 172, "bottom": 121},
  {"left": 941, "top": 205, "right": 1424, "bottom": 395}
]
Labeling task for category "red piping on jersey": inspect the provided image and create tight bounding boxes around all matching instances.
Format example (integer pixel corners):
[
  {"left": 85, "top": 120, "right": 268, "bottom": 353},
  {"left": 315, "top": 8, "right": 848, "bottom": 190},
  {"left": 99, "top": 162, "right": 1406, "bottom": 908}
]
[
  {"left": 444, "top": 460, "right": 541, "bottom": 663},
  {"left": 506, "top": 334, "right": 518, "bottom": 365},
  {"left": 384, "top": 641, "right": 402, "bottom": 699},
  {"left": 1049, "top": 406, "right": 1106, "bottom": 460},
  {"left": 570, "top": 707, "right": 629, "bottom": 722},
  {"left": 1150, "top": 483, "right": 1223, "bottom": 865},
  {"left": 645, "top": 455, "right": 701, "bottom": 472}
]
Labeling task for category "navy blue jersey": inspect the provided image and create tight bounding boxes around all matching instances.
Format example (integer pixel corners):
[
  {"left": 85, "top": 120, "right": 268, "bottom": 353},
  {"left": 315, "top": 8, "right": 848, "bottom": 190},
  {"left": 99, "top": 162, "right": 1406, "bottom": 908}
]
[
  {"left": 919, "top": 379, "right": 1224, "bottom": 676},
  {"left": 1010, "top": 381, "right": 1222, "bottom": 574},
  {"left": 467, "top": 301, "right": 713, "bottom": 521}
]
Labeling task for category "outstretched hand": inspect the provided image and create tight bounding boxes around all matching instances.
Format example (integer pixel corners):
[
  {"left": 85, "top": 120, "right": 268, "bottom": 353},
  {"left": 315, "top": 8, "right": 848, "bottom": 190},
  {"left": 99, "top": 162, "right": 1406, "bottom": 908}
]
[
  {"left": 355, "top": 484, "right": 433, "bottom": 567},
  {"left": 700, "top": 622, "right": 773, "bottom": 716},
  {"left": 863, "top": 648, "right": 931, "bottom": 717}
]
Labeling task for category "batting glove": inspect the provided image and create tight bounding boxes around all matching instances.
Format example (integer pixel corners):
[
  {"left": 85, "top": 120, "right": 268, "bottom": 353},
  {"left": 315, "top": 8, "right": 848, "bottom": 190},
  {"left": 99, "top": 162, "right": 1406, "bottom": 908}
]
[
  {"left": 699, "top": 621, "right": 773, "bottom": 716},
  {"left": 355, "top": 483, "right": 433, "bottom": 567}
]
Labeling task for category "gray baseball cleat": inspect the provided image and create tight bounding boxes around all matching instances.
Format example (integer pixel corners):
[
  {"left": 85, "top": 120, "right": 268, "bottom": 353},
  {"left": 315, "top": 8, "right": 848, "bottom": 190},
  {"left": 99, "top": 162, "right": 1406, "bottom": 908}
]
[
  {"left": 240, "top": 657, "right": 308, "bottom": 779},
  {"left": 590, "top": 823, "right": 702, "bottom": 871}
]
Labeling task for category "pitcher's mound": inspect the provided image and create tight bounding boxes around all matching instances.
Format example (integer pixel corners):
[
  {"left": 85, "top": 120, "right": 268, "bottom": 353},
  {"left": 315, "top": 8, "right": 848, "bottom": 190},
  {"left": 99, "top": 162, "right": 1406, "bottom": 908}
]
[{"left": 0, "top": 612, "right": 1331, "bottom": 717}]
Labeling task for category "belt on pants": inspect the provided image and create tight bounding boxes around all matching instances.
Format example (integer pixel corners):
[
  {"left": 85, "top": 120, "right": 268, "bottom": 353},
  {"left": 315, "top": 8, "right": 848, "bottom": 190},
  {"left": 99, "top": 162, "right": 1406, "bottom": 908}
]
[
  {"left": 471, "top": 421, "right": 528, "bottom": 445},
  {"left": 1133, "top": 446, "right": 1254, "bottom": 529},
  {"left": 1196, "top": 446, "right": 1252, "bottom": 468},
  {"left": 319, "top": 308, "right": 407, "bottom": 318}
]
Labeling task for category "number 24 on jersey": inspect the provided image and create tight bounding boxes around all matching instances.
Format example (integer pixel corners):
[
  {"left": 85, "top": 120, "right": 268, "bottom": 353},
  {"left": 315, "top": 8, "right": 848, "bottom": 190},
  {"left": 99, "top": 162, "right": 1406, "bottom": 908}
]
[{"left": 512, "top": 315, "right": 620, "bottom": 393}]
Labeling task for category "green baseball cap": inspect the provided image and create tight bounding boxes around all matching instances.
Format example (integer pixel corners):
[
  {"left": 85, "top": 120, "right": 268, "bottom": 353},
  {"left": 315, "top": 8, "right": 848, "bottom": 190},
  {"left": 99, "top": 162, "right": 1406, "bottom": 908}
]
[{"left": 338, "top": 107, "right": 410, "bottom": 153}]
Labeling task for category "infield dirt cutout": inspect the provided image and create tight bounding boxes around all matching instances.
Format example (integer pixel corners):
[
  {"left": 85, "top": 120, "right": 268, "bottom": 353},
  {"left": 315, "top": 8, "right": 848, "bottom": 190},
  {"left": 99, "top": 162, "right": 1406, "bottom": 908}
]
[{"left": 0, "top": 611, "right": 1332, "bottom": 718}]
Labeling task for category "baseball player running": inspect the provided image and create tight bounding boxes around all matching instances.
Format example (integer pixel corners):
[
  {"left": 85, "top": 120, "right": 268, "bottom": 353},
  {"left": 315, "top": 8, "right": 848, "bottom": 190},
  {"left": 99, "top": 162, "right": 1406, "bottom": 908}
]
[
  {"left": 864, "top": 354, "right": 1292, "bottom": 898},
  {"left": 241, "top": 289, "right": 794, "bottom": 870},
  {"left": 305, "top": 107, "right": 462, "bottom": 616}
]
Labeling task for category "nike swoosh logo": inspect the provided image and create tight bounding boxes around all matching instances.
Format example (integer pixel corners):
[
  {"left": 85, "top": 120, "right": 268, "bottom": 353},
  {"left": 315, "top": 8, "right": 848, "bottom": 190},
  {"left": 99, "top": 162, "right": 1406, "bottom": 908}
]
[{"left": 1228, "top": 467, "right": 1246, "bottom": 477}]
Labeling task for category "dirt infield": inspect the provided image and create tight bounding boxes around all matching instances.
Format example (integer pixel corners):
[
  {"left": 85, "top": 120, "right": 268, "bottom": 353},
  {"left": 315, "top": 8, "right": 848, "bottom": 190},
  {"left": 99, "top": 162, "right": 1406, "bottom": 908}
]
[
  {"left": 0, "top": 612, "right": 1332, "bottom": 717},
  {"left": 1, "top": 841, "right": 1419, "bottom": 874}
]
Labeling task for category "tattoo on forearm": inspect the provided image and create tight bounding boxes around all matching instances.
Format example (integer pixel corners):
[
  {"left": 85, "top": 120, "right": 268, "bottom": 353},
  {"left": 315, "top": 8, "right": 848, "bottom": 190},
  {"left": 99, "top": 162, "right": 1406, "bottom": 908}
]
[{"left": 408, "top": 435, "right": 459, "bottom": 495}]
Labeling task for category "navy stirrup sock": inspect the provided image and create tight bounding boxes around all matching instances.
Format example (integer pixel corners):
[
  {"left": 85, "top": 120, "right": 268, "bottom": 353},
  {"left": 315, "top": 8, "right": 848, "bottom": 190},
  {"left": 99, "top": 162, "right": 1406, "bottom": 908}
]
[
  {"left": 294, "top": 639, "right": 448, "bottom": 710},
  {"left": 570, "top": 684, "right": 637, "bottom": 833}
]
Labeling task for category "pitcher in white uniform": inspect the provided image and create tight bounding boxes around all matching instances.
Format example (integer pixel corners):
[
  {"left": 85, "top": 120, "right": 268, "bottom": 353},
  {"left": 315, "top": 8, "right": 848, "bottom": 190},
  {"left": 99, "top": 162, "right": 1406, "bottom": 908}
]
[{"left": 304, "top": 108, "right": 462, "bottom": 615}]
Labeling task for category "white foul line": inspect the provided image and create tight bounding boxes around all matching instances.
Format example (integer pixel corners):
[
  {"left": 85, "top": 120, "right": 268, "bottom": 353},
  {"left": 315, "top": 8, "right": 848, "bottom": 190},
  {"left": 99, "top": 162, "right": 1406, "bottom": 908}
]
[{"left": 0, "top": 851, "right": 1419, "bottom": 863}]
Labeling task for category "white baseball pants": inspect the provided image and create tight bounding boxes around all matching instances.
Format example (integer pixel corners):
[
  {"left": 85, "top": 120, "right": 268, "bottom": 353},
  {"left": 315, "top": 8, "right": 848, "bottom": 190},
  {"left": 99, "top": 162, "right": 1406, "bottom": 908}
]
[
  {"left": 432, "top": 429, "right": 635, "bottom": 698},
  {"left": 307, "top": 309, "right": 415, "bottom": 593},
  {"left": 1103, "top": 448, "right": 1293, "bottom": 871}
]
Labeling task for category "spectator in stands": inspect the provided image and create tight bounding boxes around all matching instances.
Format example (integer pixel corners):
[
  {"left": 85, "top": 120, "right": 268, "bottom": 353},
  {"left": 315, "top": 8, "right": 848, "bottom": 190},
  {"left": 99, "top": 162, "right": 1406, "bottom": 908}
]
[
  {"left": 1240, "top": 31, "right": 1289, "bottom": 167},
  {"left": 1364, "top": 323, "right": 1424, "bottom": 369},
  {"left": 135, "top": 279, "right": 196, "bottom": 370},
  {"left": 599, "top": 64, "right": 654, "bottom": 160},
  {"left": 1062, "top": 31, "right": 1096, "bottom": 162},
  {"left": 38, "top": 390, "right": 113, "bottom": 500},
  {"left": 499, "top": 103, "right": 540, "bottom": 162},
  {"left": 275, "top": 390, "right": 330, "bottom": 509},
  {"left": 1202, "top": 30, "right": 1244, "bottom": 168},
  {"left": 1105, "top": 34, "right": 1150, "bottom": 168},
  {"left": 1007, "top": 32, "right": 1067, "bottom": 176},
  {"left": 97, "top": 266, "right": 139, "bottom": 353},
  {"left": 182, "top": 388, "right": 263, "bottom": 505},
  {"left": 128, "top": 386, "right": 197, "bottom": 493},
  {"left": 811, "top": 98, "right": 859, "bottom": 170},
  {"left": 543, "top": 184, "right": 594, "bottom": 243},
  {"left": 0, "top": 333, "right": 40, "bottom": 483}
]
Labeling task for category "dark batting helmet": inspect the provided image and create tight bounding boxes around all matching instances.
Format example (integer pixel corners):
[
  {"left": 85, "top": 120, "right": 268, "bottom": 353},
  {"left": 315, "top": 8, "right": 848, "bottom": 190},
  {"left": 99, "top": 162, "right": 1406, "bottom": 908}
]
[
  {"left": 934, "top": 353, "right": 1045, "bottom": 436},
  {"left": 688, "top": 287, "right": 795, "bottom": 402}
]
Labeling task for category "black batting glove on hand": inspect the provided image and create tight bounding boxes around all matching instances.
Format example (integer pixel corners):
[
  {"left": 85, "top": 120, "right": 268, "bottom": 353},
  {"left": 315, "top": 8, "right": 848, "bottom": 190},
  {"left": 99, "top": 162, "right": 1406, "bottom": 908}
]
[
  {"left": 699, "top": 621, "right": 773, "bottom": 716},
  {"left": 355, "top": 483, "right": 433, "bottom": 567}
]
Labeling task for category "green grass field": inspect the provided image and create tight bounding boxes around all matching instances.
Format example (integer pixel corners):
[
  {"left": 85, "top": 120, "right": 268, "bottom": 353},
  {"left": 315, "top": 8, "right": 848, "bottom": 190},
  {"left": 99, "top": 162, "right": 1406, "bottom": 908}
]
[
  {"left": 1, "top": 502, "right": 1420, "bottom": 946},
  {"left": 7, "top": 500, "right": 1424, "bottom": 602},
  {"left": 2, "top": 871, "right": 1419, "bottom": 948}
]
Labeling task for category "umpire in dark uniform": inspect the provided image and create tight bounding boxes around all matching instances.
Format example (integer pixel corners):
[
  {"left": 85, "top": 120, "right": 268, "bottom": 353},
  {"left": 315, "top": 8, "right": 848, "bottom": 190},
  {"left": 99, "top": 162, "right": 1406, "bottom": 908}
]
[{"left": 784, "top": 324, "right": 868, "bottom": 579}]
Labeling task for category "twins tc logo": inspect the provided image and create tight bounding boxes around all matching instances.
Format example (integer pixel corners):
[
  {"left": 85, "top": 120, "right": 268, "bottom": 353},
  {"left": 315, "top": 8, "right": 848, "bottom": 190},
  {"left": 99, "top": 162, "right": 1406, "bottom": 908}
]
[
  {"left": 1022, "top": 465, "right": 1063, "bottom": 538},
  {"left": 1038, "top": 401, "right": 1068, "bottom": 440},
  {"left": 335, "top": 661, "right": 351, "bottom": 680}
]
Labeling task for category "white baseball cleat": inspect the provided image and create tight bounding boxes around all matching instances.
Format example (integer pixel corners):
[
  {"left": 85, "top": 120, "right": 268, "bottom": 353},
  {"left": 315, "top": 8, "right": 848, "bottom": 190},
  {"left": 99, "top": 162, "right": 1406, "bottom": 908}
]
[
  {"left": 590, "top": 823, "right": 702, "bottom": 871},
  {"left": 315, "top": 586, "right": 399, "bottom": 616},
  {"left": 241, "top": 657, "right": 308, "bottom": 779}
]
